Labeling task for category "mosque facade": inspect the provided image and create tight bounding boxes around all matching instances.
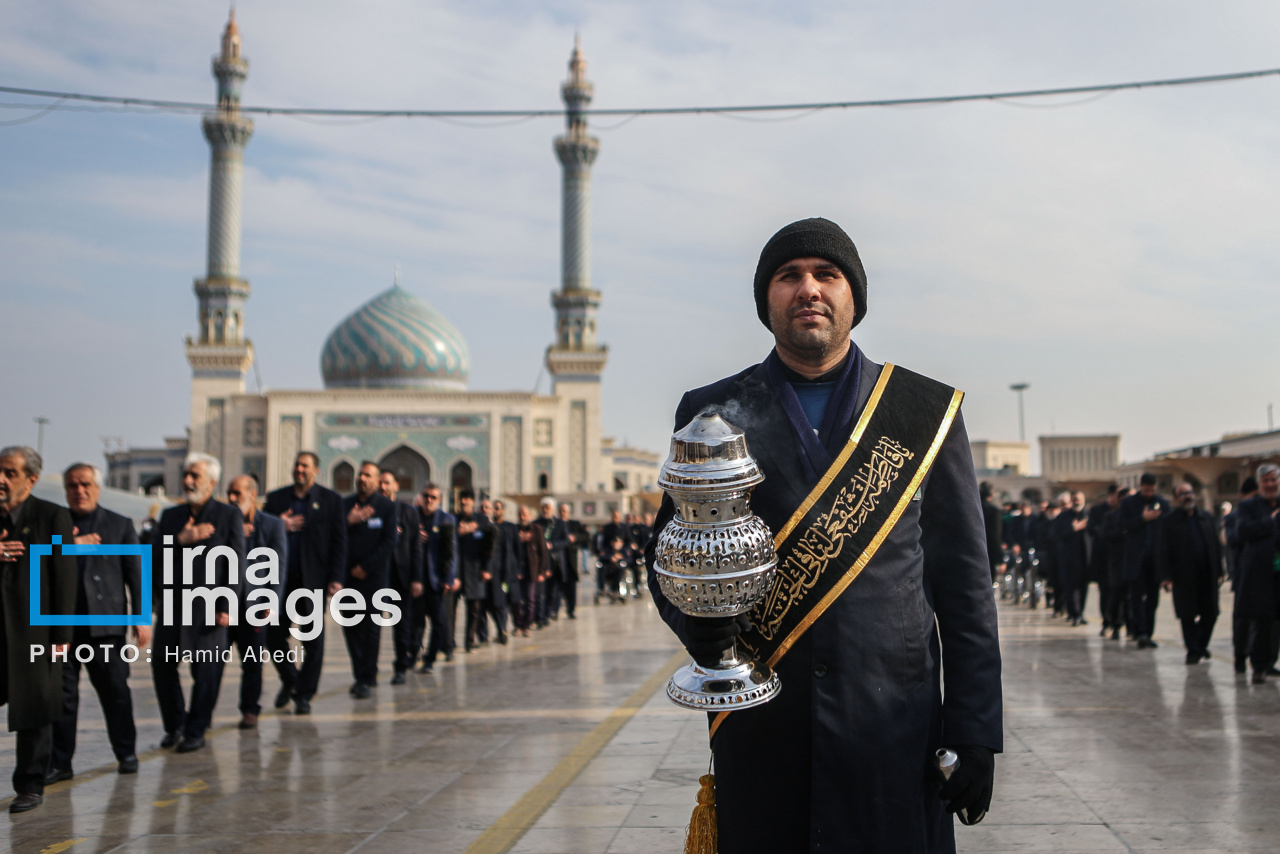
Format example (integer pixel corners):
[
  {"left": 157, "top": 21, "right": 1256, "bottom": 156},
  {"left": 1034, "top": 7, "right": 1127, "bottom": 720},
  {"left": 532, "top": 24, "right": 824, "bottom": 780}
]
[{"left": 106, "top": 14, "right": 659, "bottom": 520}]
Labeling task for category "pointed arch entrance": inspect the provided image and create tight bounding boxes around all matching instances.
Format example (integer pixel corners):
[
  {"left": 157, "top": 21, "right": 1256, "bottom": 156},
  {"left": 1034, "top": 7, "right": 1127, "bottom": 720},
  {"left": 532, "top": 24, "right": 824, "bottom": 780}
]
[
  {"left": 450, "top": 460, "right": 474, "bottom": 509},
  {"left": 378, "top": 445, "right": 431, "bottom": 497}
]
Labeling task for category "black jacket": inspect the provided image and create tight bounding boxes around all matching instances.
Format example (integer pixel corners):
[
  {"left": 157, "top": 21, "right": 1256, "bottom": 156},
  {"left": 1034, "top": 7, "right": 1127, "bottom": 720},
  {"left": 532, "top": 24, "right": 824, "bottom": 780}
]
[
  {"left": 151, "top": 499, "right": 245, "bottom": 654},
  {"left": 457, "top": 512, "right": 495, "bottom": 600},
  {"left": 343, "top": 493, "right": 398, "bottom": 591},
  {"left": 1117, "top": 491, "right": 1170, "bottom": 582},
  {"left": 71, "top": 506, "right": 143, "bottom": 639},
  {"left": 1156, "top": 506, "right": 1223, "bottom": 620},
  {"left": 264, "top": 483, "right": 347, "bottom": 590},
  {"left": 646, "top": 355, "right": 1002, "bottom": 854},
  {"left": 1054, "top": 508, "right": 1089, "bottom": 581},
  {"left": 390, "top": 500, "right": 424, "bottom": 590},
  {"left": 420, "top": 508, "right": 457, "bottom": 592},
  {"left": 0, "top": 495, "right": 77, "bottom": 731},
  {"left": 1231, "top": 494, "right": 1279, "bottom": 620},
  {"left": 244, "top": 510, "right": 287, "bottom": 609}
]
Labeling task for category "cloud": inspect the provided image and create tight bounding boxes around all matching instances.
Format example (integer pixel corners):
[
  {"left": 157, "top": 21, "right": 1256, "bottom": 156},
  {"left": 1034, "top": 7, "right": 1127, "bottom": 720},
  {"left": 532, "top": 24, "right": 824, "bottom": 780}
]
[{"left": 4, "top": 1, "right": 1280, "bottom": 474}]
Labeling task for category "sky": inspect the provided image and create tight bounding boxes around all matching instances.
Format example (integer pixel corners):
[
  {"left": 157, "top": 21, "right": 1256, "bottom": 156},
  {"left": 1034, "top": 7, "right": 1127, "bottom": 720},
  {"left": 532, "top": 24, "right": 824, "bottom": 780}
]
[{"left": 2, "top": 1, "right": 1279, "bottom": 480}]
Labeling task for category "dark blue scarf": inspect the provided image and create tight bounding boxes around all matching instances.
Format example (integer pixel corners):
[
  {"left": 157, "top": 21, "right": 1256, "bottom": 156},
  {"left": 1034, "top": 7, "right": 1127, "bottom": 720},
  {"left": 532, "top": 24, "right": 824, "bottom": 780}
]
[{"left": 765, "top": 343, "right": 863, "bottom": 483}]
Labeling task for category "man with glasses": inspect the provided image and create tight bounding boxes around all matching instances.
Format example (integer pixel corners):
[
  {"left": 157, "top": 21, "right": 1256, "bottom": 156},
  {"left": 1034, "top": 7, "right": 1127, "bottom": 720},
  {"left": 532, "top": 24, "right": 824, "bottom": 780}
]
[
  {"left": 1157, "top": 483, "right": 1224, "bottom": 665},
  {"left": 416, "top": 483, "right": 457, "bottom": 672}
]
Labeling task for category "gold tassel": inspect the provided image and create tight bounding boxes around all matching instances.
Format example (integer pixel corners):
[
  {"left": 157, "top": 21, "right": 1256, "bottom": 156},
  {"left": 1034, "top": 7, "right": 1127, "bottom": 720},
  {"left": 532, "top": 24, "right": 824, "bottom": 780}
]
[{"left": 684, "top": 773, "right": 718, "bottom": 854}]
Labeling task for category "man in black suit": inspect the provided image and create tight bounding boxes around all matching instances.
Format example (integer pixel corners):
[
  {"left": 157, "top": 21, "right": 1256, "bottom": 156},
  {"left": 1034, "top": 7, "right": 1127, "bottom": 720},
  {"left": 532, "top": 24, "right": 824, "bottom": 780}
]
[
  {"left": 342, "top": 462, "right": 397, "bottom": 697},
  {"left": 417, "top": 483, "right": 457, "bottom": 671},
  {"left": 225, "top": 475, "right": 286, "bottom": 729},
  {"left": 645, "top": 219, "right": 1001, "bottom": 851},
  {"left": 381, "top": 471, "right": 423, "bottom": 684},
  {"left": 1117, "top": 472, "right": 1170, "bottom": 649},
  {"left": 48, "top": 463, "right": 146, "bottom": 781},
  {"left": 263, "top": 452, "right": 347, "bottom": 714},
  {"left": 0, "top": 446, "right": 76, "bottom": 813},
  {"left": 150, "top": 453, "right": 245, "bottom": 753},
  {"left": 457, "top": 490, "right": 495, "bottom": 652},
  {"left": 555, "top": 503, "right": 585, "bottom": 619},
  {"left": 1054, "top": 491, "right": 1090, "bottom": 626},
  {"left": 1158, "top": 483, "right": 1225, "bottom": 665},
  {"left": 1087, "top": 485, "right": 1120, "bottom": 637}
]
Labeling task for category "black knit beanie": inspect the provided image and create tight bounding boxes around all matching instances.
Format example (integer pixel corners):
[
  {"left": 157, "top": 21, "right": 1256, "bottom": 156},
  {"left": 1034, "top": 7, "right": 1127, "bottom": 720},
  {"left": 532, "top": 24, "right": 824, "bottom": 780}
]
[{"left": 753, "top": 217, "right": 867, "bottom": 331}]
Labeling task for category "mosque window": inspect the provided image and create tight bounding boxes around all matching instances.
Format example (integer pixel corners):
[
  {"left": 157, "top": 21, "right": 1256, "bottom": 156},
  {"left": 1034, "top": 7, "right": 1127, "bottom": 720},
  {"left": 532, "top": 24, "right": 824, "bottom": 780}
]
[
  {"left": 538, "top": 473, "right": 549, "bottom": 491},
  {"left": 243, "top": 418, "right": 265, "bottom": 447},
  {"left": 333, "top": 462, "right": 354, "bottom": 493},
  {"left": 534, "top": 419, "right": 553, "bottom": 447}
]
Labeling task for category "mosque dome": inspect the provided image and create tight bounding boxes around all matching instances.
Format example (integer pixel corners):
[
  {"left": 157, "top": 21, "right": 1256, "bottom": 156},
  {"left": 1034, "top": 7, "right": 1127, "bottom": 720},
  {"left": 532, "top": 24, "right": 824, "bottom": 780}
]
[{"left": 321, "top": 284, "right": 470, "bottom": 391}]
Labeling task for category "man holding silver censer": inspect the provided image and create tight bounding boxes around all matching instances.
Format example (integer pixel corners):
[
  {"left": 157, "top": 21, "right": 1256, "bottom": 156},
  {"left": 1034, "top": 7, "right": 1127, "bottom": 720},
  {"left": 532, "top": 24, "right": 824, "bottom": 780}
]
[{"left": 646, "top": 218, "right": 1003, "bottom": 853}]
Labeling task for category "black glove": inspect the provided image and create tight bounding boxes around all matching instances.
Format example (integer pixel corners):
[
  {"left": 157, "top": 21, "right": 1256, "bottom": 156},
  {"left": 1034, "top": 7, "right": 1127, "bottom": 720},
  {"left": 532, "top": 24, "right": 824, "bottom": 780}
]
[
  {"left": 684, "top": 614, "right": 750, "bottom": 668},
  {"left": 938, "top": 745, "right": 994, "bottom": 825}
]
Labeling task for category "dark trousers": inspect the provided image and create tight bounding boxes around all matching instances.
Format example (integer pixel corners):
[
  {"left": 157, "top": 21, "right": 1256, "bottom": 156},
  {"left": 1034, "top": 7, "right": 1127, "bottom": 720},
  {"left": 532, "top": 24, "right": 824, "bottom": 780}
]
[
  {"left": 231, "top": 622, "right": 267, "bottom": 715},
  {"left": 465, "top": 598, "right": 485, "bottom": 649},
  {"left": 1180, "top": 613, "right": 1217, "bottom": 657},
  {"left": 1060, "top": 564, "right": 1084, "bottom": 620},
  {"left": 549, "top": 578, "right": 577, "bottom": 618},
  {"left": 516, "top": 577, "right": 536, "bottom": 630},
  {"left": 423, "top": 585, "right": 451, "bottom": 665},
  {"left": 486, "top": 591, "right": 508, "bottom": 641},
  {"left": 152, "top": 657, "right": 225, "bottom": 739},
  {"left": 52, "top": 635, "right": 136, "bottom": 768},
  {"left": 1127, "top": 560, "right": 1160, "bottom": 640},
  {"left": 1233, "top": 610, "right": 1249, "bottom": 662},
  {"left": 14, "top": 725, "right": 52, "bottom": 795},
  {"left": 342, "top": 587, "right": 382, "bottom": 685},
  {"left": 269, "top": 585, "right": 326, "bottom": 701},
  {"left": 1104, "top": 582, "right": 1127, "bottom": 630},
  {"left": 1249, "top": 619, "right": 1274, "bottom": 673},
  {"left": 394, "top": 584, "right": 423, "bottom": 672}
]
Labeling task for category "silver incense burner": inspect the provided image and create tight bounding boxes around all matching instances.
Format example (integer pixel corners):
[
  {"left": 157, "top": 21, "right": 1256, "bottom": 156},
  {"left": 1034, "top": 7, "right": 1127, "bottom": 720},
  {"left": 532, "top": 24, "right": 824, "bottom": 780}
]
[{"left": 654, "top": 412, "right": 782, "bottom": 710}]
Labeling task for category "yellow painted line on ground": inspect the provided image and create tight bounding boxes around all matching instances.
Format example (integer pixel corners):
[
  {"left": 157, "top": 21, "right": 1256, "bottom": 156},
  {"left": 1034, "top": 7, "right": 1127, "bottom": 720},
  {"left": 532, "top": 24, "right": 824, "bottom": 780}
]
[
  {"left": 39, "top": 840, "right": 87, "bottom": 854},
  {"left": 462, "top": 649, "right": 689, "bottom": 854}
]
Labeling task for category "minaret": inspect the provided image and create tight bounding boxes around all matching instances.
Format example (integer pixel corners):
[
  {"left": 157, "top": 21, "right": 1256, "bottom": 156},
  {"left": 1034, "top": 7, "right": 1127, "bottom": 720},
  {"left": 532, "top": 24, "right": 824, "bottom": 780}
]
[
  {"left": 546, "top": 38, "right": 608, "bottom": 492},
  {"left": 185, "top": 10, "right": 255, "bottom": 460}
]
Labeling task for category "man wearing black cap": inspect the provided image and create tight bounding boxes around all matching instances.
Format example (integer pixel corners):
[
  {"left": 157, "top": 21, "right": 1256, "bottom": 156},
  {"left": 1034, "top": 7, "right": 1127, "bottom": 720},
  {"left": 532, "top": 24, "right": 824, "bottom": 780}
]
[{"left": 646, "top": 218, "right": 1002, "bottom": 853}]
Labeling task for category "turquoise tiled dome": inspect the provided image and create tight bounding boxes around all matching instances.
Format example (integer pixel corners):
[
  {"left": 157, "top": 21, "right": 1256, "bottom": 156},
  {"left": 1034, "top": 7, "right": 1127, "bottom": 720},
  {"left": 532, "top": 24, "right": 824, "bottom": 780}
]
[{"left": 321, "top": 285, "right": 470, "bottom": 390}]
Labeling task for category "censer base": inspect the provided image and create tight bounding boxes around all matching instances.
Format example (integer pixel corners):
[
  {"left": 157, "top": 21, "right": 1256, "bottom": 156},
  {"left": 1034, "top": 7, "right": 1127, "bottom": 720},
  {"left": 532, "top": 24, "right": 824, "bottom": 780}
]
[{"left": 666, "top": 659, "right": 781, "bottom": 711}]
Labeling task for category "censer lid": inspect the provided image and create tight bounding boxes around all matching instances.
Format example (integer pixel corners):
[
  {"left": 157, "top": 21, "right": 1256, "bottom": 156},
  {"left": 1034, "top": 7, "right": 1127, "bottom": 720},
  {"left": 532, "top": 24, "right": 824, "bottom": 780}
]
[{"left": 658, "top": 412, "right": 764, "bottom": 491}]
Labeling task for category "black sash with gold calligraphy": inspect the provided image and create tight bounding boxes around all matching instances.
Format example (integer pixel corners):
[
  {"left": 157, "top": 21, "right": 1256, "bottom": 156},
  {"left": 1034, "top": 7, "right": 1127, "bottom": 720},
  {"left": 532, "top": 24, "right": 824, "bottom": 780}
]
[{"left": 711, "top": 363, "right": 963, "bottom": 739}]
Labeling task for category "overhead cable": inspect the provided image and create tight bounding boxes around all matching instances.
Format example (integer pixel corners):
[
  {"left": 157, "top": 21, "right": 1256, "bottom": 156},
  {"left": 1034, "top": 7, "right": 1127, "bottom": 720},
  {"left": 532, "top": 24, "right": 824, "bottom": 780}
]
[{"left": 0, "top": 66, "right": 1276, "bottom": 122}]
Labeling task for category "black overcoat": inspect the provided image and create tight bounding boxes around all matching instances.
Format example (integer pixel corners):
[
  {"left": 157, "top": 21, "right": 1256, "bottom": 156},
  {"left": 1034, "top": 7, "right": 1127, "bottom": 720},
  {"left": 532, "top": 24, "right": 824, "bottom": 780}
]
[
  {"left": 1054, "top": 509, "right": 1089, "bottom": 584},
  {"left": 0, "top": 495, "right": 77, "bottom": 731},
  {"left": 1117, "top": 492, "right": 1170, "bottom": 582},
  {"left": 1085, "top": 501, "right": 1111, "bottom": 583},
  {"left": 1230, "top": 495, "right": 1279, "bottom": 620},
  {"left": 389, "top": 500, "right": 423, "bottom": 591},
  {"left": 151, "top": 500, "right": 245, "bottom": 655},
  {"left": 343, "top": 493, "right": 398, "bottom": 593},
  {"left": 1155, "top": 507, "right": 1223, "bottom": 620},
  {"left": 457, "top": 512, "right": 495, "bottom": 600},
  {"left": 263, "top": 483, "right": 347, "bottom": 589},
  {"left": 72, "top": 506, "right": 143, "bottom": 639},
  {"left": 646, "top": 355, "right": 1003, "bottom": 854},
  {"left": 420, "top": 508, "right": 457, "bottom": 592}
]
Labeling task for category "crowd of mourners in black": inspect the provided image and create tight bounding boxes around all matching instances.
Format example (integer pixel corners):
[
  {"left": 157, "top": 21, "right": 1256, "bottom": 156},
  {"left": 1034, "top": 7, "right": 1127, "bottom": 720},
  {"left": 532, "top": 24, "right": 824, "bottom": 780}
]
[
  {"left": 0, "top": 445, "right": 656, "bottom": 813},
  {"left": 979, "top": 466, "right": 1280, "bottom": 683}
]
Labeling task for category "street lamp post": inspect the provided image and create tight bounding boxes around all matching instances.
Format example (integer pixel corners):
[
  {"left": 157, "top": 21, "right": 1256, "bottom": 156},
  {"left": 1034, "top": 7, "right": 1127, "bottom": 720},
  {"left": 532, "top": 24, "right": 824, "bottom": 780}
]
[
  {"left": 34, "top": 416, "right": 50, "bottom": 459},
  {"left": 1009, "top": 384, "right": 1029, "bottom": 443}
]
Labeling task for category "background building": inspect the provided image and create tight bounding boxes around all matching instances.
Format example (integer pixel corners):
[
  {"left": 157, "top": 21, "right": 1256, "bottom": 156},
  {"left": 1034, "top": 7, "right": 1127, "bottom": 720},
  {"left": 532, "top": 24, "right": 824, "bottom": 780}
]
[{"left": 106, "top": 15, "right": 658, "bottom": 522}]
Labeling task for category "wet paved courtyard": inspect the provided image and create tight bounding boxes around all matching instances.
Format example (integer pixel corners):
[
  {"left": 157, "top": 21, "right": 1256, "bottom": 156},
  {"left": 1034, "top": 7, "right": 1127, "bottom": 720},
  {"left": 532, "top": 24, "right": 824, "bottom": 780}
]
[{"left": 4, "top": 586, "right": 1279, "bottom": 853}]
